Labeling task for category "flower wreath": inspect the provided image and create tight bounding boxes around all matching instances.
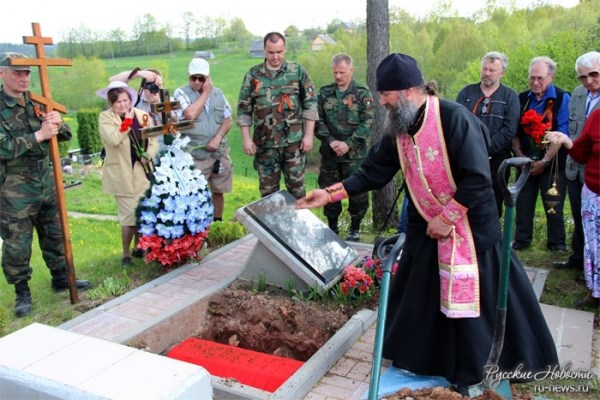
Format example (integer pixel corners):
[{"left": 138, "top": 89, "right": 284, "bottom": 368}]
[{"left": 136, "top": 136, "right": 213, "bottom": 269}]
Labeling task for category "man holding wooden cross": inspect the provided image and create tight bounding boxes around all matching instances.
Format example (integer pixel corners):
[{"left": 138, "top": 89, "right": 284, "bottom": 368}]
[{"left": 0, "top": 52, "right": 91, "bottom": 317}]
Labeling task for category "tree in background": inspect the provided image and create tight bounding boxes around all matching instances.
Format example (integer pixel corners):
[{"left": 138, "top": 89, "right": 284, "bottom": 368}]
[
  {"left": 49, "top": 57, "right": 107, "bottom": 111},
  {"left": 105, "top": 28, "right": 127, "bottom": 67},
  {"left": 366, "top": 0, "right": 396, "bottom": 230},
  {"left": 195, "top": 16, "right": 226, "bottom": 49},
  {"left": 222, "top": 18, "right": 253, "bottom": 50},
  {"left": 326, "top": 19, "right": 346, "bottom": 34},
  {"left": 181, "top": 12, "right": 197, "bottom": 48},
  {"left": 284, "top": 25, "right": 301, "bottom": 37}
]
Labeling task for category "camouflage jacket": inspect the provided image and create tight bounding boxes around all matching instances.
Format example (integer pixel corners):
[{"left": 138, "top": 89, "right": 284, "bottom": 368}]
[
  {"left": 316, "top": 80, "right": 373, "bottom": 160},
  {"left": 0, "top": 88, "right": 71, "bottom": 167},
  {"left": 237, "top": 60, "right": 318, "bottom": 148}
]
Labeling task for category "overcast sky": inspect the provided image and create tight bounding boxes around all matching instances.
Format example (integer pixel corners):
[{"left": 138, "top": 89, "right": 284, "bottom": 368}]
[{"left": 1, "top": 0, "right": 579, "bottom": 44}]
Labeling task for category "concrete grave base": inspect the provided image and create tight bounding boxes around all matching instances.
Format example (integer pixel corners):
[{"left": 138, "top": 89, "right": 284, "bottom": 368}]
[{"left": 0, "top": 323, "right": 212, "bottom": 400}]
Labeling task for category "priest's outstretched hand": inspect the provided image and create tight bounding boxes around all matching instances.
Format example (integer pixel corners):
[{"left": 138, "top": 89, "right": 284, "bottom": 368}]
[{"left": 295, "top": 189, "right": 329, "bottom": 209}]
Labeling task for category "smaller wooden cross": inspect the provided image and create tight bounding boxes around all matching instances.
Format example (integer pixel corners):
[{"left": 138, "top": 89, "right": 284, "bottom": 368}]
[{"left": 140, "top": 89, "right": 194, "bottom": 138}]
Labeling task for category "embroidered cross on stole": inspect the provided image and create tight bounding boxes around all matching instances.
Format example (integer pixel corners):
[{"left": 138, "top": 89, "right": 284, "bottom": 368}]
[{"left": 397, "top": 96, "right": 480, "bottom": 318}]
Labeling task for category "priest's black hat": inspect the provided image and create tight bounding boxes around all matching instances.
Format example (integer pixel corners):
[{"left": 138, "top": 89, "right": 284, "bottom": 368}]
[{"left": 376, "top": 53, "right": 424, "bottom": 91}]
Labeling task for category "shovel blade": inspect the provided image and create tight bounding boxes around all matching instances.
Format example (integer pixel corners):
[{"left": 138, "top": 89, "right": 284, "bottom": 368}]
[{"left": 468, "top": 379, "right": 512, "bottom": 399}]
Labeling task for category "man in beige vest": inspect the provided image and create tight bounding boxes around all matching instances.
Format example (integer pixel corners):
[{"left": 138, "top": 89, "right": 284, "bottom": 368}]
[{"left": 174, "top": 58, "right": 233, "bottom": 221}]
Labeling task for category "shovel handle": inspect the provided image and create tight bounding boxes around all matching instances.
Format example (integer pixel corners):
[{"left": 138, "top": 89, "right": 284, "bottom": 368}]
[
  {"left": 497, "top": 157, "right": 531, "bottom": 208},
  {"left": 485, "top": 157, "right": 532, "bottom": 372},
  {"left": 368, "top": 233, "right": 406, "bottom": 400}
]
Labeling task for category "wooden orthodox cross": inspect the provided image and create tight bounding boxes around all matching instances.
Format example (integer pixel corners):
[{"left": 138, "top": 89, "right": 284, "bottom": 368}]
[
  {"left": 140, "top": 89, "right": 194, "bottom": 138},
  {"left": 8, "top": 23, "right": 79, "bottom": 304}
]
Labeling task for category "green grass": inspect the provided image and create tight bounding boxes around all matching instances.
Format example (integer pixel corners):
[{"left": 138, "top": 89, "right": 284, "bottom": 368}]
[
  {"left": 64, "top": 170, "right": 116, "bottom": 215},
  {"left": 0, "top": 217, "right": 165, "bottom": 336}
]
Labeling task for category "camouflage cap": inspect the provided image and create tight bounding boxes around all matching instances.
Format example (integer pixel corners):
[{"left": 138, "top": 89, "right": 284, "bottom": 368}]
[{"left": 0, "top": 52, "right": 31, "bottom": 71}]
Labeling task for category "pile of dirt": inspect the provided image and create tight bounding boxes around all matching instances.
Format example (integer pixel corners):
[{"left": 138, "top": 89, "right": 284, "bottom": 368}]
[
  {"left": 195, "top": 279, "right": 377, "bottom": 361},
  {"left": 383, "top": 386, "right": 533, "bottom": 399}
]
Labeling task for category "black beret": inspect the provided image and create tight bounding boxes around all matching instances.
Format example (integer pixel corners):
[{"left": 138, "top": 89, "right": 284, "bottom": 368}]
[{"left": 376, "top": 53, "right": 424, "bottom": 91}]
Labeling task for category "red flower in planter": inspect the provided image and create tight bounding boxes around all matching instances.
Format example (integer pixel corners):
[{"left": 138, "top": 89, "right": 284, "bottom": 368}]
[{"left": 340, "top": 266, "right": 374, "bottom": 297}]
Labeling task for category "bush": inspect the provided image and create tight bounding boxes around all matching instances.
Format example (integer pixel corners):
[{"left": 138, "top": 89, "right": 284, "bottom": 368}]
[
  {"left": 58, "top": 138, "right": 70, "bottom": 158},
  {"left": 77, "top": 109, "right": 102, "bottom": 155},
  {"left": 208, "top": 221, "right": 247, "bottom": 247}
]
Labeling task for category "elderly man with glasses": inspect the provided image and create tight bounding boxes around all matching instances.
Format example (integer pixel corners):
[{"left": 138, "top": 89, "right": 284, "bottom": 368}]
[
  {"left": 173, "top": 57, "right": 233, "bottom": 222},
  {"left": 511, "top": 56, "right": 571, "bottom": 252},
  {"left": 456, "top": 51, "right": 520, "bottom": 217},
  {"left": 553, "top": 51, "right": 600, "bottom": 272}
]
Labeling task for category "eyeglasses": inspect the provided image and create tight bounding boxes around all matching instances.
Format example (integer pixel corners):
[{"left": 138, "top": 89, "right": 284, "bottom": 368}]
[
  {"left": 578, "top": 71, "right": 600, "bottom": 82},
  {"left": 189, "top": 75, "right": 206, "bottom": 83},
  {"left": 482, "top": 97, "right": 491, "bottom": 114},
  {"left": 143, "top": 81, "right": 160, "bottom": 94},
  {"left": 472, "top": 96, "right": 491, "bottom": 115},
  {"left": 528, "top": 76, "right": 548, "bottom": 83}
]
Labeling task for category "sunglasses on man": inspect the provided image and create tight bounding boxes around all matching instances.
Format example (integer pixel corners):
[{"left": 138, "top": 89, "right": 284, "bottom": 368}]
[
  {"left": 472, "top": 96, "right": 491, "bottom": 115},
  {"left": 189, "top": 75, "right": 206, "bottom": 83},
  {"left": 578, "top": 71, "right": 599, "bottom": 82}
]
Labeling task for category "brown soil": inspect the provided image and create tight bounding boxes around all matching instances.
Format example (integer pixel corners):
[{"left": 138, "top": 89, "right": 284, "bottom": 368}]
[
  {"left": 382, "top": 386, "right": 534, "bottom": 399},
  {"left": 195, "top": 279, "right": 378, "bottom": 361}
]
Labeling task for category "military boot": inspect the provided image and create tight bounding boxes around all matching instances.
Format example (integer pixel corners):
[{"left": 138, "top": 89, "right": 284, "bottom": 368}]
[
  {"left": 346, "top": 219, "right": 361, "bottom": 242},
  {"left": 51, "top": 268, "right": 92, "bottom": 293},
  {"left": 327, "top": 217, "right": 339, "bottom": 235},
  {"left": 14, "top": 281, "right": 32, "bottom": 318}
]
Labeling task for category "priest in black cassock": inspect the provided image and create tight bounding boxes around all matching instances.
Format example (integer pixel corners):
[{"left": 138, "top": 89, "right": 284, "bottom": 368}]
[{"left": 296, "top": 53, "right": 558, "bottom": 395}]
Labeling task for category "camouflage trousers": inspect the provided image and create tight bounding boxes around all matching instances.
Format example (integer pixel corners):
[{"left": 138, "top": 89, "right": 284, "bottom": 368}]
[
  {"left": 254, "top": 142, "right": 306, "bottom": 199},
  {"left": 318, "top": 157, "right": 369, "bottom": 222},
  {"left": 0, "top": 170, "right": 65, "bottom": 284}
]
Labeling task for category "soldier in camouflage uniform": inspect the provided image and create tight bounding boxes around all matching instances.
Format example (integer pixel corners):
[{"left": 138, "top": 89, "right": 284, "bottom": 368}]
[
  {"left": 317, "top": 53, "right": 374, "bottom": 241},
  {"left": 237, "top": 32, "right": 318, "bottom": 199},
  {"left": 0, "top": 53, "right": 90, "bottom": 318}
]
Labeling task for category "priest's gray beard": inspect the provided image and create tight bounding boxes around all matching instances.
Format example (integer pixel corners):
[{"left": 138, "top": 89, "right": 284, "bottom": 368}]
[{"left": 384, "top": 92, "right": 418, "bottom": 137}]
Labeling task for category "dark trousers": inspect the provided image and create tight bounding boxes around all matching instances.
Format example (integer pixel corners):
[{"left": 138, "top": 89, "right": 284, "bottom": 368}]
[
  {"left": 515, "top": 167, "right": 567, "bottom": 247},
  {"left": 566, "top": 177, "right": 584, "bottom": 264},
  {"left": 1, "top": 170, "right": 65, "bottom": 284},
  {"left": 319, "top": 159, "right": 368, "bottom": 225},
  {"left": 491, "top": 157, "right": 510, "bottom": 218},
  {"left": 397, "top": 196, "right": 409, "bottom": 234}
]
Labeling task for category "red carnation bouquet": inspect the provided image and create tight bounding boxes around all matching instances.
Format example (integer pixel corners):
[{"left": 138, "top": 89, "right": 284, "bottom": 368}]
[{"left": 520, "top": 109, "right": 551, "bottom": 146}]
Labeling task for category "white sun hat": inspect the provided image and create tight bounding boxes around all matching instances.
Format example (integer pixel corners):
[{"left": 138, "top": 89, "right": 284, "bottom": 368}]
[{"left": 95, "top": 80, "right": 138, "bottom": 105}]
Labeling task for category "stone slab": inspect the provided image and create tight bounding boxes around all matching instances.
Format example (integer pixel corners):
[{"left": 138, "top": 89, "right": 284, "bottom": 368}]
[
  {"left": 541, "top": 303, "right": 595, "bottom": 371},
  {"left": 0, "top": 323, "right": 212, "bottom": 400}
]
